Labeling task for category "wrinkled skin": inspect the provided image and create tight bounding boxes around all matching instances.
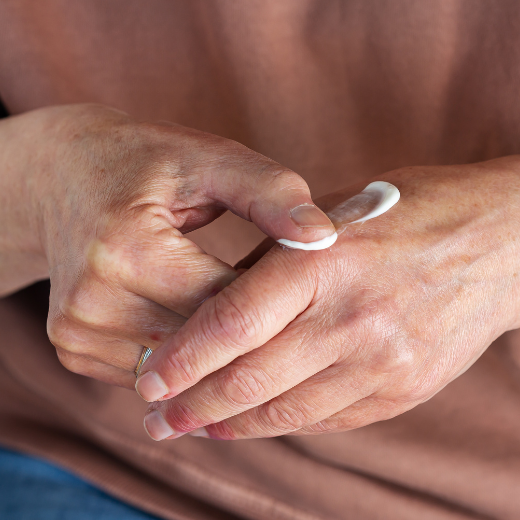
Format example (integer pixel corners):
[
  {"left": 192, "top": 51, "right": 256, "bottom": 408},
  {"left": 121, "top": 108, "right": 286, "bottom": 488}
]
[
  {"left": 140, "top": 157, "right": 520, "bottom": 439},
  {"left": 0, "top": 104, "right": 334, "bottom": 389}
]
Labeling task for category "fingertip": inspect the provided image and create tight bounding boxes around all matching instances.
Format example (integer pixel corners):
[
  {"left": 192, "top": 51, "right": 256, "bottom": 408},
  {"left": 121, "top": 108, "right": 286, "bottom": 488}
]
[
  {"left": 290, "top": 204, "right": 333, "bottom": 229},
  {"left": 135, "top": 371, "right": 169, "bottom": 402},
  {"left": 282, "top": 203, "right": 336, "bottom": 244},
  {"left": 144, "top": 410, "right": 185, "bottom": 441},
  {"left": 232, "top": 165, "right": 335, "bottom": 244}
]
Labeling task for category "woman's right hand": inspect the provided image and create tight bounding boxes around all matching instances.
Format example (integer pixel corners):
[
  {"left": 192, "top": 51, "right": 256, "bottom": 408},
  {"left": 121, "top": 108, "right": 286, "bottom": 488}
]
[{"left": 0, "top": 104, "right": 335, "bottom": 388}]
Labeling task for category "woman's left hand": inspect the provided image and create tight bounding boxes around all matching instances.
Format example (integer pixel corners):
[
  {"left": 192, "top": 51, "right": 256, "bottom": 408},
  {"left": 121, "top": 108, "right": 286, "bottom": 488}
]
[{"left": 137, "top": 156, "right": 520, "bottom": 440}]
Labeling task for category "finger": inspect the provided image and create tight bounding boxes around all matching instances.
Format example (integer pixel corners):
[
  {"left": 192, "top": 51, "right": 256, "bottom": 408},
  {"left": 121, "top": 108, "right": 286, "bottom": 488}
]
[
  {"left": 168, "top": 127, "right": 336, "bottom": 244},
  {"left": 145, "top": 317, "right": 345, "bottom": 436},
  {"left": 48, "top": 318, "right": 145, "bottom": 371},
  {"left": 50, "top": 282, "right": 187, "bottom": 349},
  {"left": 49, "top": 276, "right": 189, "bottom": 375},
  {"left": 90, "top": 204, "right": 239, "bottom": 318},
  {"left": 212, "top": 163, "right": 336, "bottom": 244},
  {"left": 197, "top": 363, "right": 379, "bottom": 440},
  {"left": 125, "top": 233, "right": 238, "bottom": 318},
  {"left": 55, "top": 347, "right": 137, "bottom": 389},
  {"left": 50, "top": 204, "right": 237, "bottom": 378},
  {"left": 135, "top": 247, "right": 318, "bottom": 402},
  {"left": 290, "top": 395, "right": 415, "bottom": 436}
]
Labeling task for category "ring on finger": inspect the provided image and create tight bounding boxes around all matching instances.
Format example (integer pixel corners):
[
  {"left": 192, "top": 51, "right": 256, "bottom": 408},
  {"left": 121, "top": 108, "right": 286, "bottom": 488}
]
[{"left": 134, "top": 346, "right": 154, "bottom": 378}]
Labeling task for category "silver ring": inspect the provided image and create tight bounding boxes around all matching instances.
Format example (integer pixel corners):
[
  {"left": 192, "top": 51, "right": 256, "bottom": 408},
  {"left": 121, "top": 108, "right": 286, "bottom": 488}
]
[{"left": 134, "top": 347, "right": 153, "bottom": 378}]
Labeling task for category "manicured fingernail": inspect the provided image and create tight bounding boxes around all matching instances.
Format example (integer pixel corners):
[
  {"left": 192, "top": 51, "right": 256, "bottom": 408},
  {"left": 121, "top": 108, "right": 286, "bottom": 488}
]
[
  {"left": 189, "top": 427, "right": 210, "bottom": 438},
  {"left": 144, "top": 410, "right": 183, "bottom": 441},
  {"left": 135, "top": 371, "right": 169, "bottom": 402},
  {"left": 290, "top": 204, "right": 333, "bottom": 228}
]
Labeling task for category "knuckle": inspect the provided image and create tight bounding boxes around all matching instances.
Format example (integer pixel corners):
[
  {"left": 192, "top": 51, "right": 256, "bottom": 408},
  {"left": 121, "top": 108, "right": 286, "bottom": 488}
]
[
  {"left": 47, "top": 316, "right": 68, "bottom": 349},
  {"left": 364, "top": 304, "right": 400, "bottom": 345},
  {"left": 218, "top": 365, "right": 271, "bottom": 406},
  {"left": 87, "top": 238, "right": 123, "bottom": 280},
  {"left": 209, "top": 289, "right": 261, "bottom": 350},
  {"left": 55, "top": 347, "right": 86, "bottom": 375},
  {"left": 304, "top": 418, "right": 339, "bottom": 434},
  {"left": 59, "top": 285, "right": 101, "bottom": 328},
  {"left": 346, "top": 299, "right": 417, "bottom": 375},
  {"left": 261, "top": 166, "right": 307, "bottom": 192},
  {"left": 58, "top": 276, "right": 121, "bottom": 332},
  {"left": 374, "top": 342, "right": 418, "bottom": 375},
  {"left": 399, "top": 374, "right": 438, "bottom": 403},
  {"left": 339, "top": 301, "right": 388, "bottom": 353},
  {"left": 207, "top": 420, "right": 238, "bottom": 441},
  {"left": 163, "top": 353, "right": 198, "bottom": 387},
  {"left": 88, "top": 236, "right": 144, "bottom": 286},
  {"left": 47, "top": 318, "right": 84, "bottom": 355},
  {"left": 88, "top": 222, "right": 159, "bottom": 285},
  {"left": 262, "top": 400, "right": 310, "bottom": 433},
  {"left": 161, "top": 402, "right": 201, "bottom": 432}
]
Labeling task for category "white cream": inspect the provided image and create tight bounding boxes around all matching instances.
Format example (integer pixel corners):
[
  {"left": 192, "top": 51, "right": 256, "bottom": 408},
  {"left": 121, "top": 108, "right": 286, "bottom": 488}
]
[
  {"left": 277, "top": 232, "right": 338, "bottom": 251},
  {"left": 329, "top": 181, "right": 400, "bottom": 225},
  {"left": 277, "top": 181, "right": 400, "bottom": 251}
]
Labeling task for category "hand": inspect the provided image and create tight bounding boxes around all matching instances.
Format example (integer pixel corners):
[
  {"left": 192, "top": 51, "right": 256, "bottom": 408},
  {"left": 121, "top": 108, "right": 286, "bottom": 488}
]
[
  {"left": 0, "top": 104, "right": 334, "bottom": 388},
  {"left": 138, "top": 156, "right": 520, "bottom": 440}
]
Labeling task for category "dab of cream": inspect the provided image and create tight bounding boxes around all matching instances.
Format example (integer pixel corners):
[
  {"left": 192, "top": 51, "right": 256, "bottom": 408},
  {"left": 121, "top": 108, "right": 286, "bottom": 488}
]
[
  {"left": 277, "top": 232, "right": 339, "bottom": 251},
  {"left": 277, "top": 181, "right": 400, "bottom": 251}
]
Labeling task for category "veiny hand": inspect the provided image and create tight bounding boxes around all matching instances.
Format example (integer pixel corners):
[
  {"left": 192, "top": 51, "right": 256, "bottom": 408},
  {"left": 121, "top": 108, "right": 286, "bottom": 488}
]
[
  {"left": 0, "top": 104, "right": 334, "bottom": 388},
  {"left": 138, "top": 156, "right": 520, "bottom": 440}
]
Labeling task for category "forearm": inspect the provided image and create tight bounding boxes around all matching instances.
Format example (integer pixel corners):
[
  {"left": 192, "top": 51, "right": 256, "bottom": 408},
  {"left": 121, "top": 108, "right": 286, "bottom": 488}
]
[{"left": 0, "top": 113, "right": 47, "bottom": 296}]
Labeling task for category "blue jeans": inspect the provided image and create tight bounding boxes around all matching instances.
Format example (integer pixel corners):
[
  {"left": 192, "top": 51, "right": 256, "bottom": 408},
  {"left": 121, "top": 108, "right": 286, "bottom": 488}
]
[{"left": 0, "top": 446, "right": 163, "bottom": 520}]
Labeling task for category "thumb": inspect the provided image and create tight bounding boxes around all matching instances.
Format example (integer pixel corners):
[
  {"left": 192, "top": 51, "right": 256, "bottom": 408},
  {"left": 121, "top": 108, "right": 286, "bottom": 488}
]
[{"left": 198, "top": 142, "right": 336, "bottom": 247}]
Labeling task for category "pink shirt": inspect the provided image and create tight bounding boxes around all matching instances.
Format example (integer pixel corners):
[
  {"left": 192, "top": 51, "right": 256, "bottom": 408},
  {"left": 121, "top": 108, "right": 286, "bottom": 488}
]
[{"left": 1, "top": 2, "right": 519, "bottom": 518}]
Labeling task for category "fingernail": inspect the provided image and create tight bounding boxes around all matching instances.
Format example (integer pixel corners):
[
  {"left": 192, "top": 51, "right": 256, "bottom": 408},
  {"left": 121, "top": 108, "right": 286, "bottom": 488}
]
[
  {"left": 290, "top": 204, "right": 334, "bottom": 228},
  {"left": 135, "top": 371, "right": 169, "bottom": 402},
  {"left": 144, "top": 410, "right": 183, "bottom": 441},
  {"left": 189, "top": 427, "right": 210, "bottom": 438}
]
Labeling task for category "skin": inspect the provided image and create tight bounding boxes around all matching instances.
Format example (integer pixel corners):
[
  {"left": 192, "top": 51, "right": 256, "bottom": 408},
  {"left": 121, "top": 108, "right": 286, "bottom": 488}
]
[
  {"left": 0, "top": 103, "right": 334, "bottom": 388},
  {"left": 3, "top": 103, "right": 520, "bottom": 441},
  {"left": 138, "top": 157, "right": 520, "bottom": 440}
]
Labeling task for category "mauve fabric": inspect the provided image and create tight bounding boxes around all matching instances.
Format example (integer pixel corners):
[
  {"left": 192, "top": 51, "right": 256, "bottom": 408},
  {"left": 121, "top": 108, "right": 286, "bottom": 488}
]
[{"left": 0, "top": 1, "right": 520, "bottom": 518}]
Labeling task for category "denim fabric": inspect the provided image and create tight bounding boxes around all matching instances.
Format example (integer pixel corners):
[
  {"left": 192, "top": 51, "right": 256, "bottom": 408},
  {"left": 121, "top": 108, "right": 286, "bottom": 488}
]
[{"left": 0, "top": 446, "right": 163, "bottom": 520}]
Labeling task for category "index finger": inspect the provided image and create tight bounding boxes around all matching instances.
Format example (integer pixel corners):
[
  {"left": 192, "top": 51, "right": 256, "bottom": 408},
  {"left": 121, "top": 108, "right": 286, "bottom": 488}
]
[{"left": 134, "top": 248, "right": 318, "bottom": 402}]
